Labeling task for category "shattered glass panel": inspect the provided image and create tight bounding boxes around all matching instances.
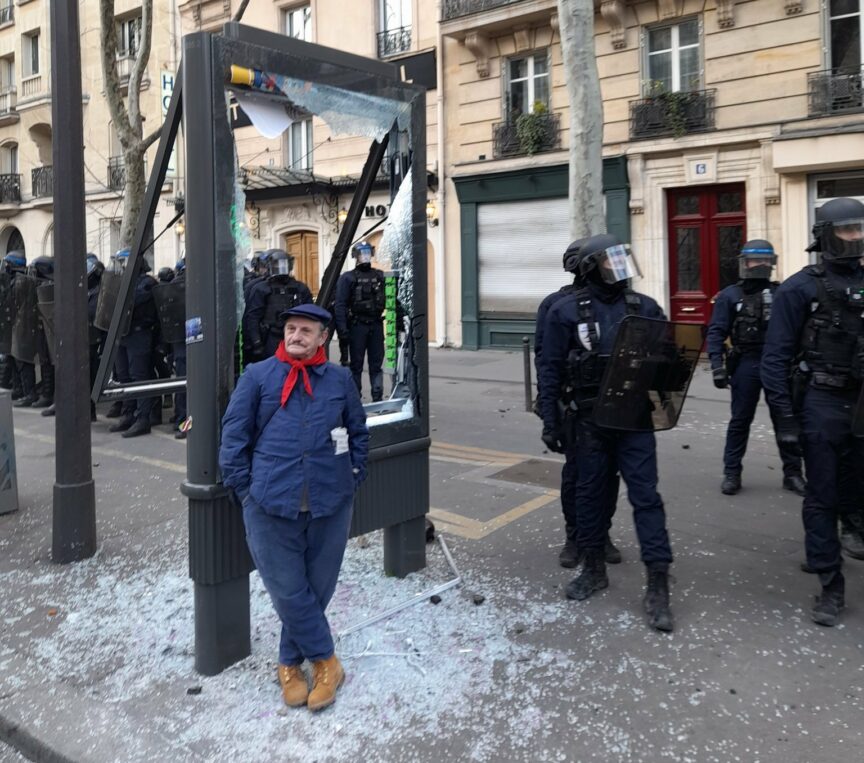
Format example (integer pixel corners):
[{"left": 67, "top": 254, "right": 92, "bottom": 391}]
[
  {"left": 229, "top": 97, "right": 253, "bottom": 324},
  {"left": 375, "top": 167, "right": 414, "bottom": 314},
  {"left": 271, "top": 74, "right": 411, "bottom": 140}
]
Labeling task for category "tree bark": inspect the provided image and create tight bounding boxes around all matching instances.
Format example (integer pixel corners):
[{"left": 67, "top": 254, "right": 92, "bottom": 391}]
[
  {"left": 557, "top": 0, "right": 604, "bottom": 239},
  {"left": 99, "top": 0, "right": 154, "bottom": 248}
]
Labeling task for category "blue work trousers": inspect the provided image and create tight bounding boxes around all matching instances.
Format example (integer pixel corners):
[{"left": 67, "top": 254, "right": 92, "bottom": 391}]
[
  {"left": 349, "top": 319, "right": 384, "bottom": 402},
  {"left": 243, "top": 496, "right": 353, "bottom": 666},
  {"left": 571, "top": 418, "right": 672, "bottom": 565},
  {"left": 724, "top": 353, "right": 802, "bottom": 478},
  {"left": 800, "top": 388, "right": 864, "bottom": 574},
  {"left": 561, "top": 450, "right": 619, "bottom": 544}
]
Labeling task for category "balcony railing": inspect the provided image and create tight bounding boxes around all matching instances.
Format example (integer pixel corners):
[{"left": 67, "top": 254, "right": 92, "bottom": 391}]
[
  {"left": 20, "top": 74, "right": 42, "bottom": 99},
  {"left": 31, "top": 165, "right": 52, "bottom": 198},
  {"left": 0, "top": 2, "right": 14, "bottom": 25},
  {"left": 442, "top": 0, "right": 525, "bottom": 20},
  {"left": 492, "top": 110, "right": 560, "bottom": 158},
  {"left": 108, "top": 156, "right": 147, "bottom": 191},
  {"left": 808, "top": 67, "right": 864, "bottom": 117},
  {"left": 629, "top": 88, "right": 716, "bottom": 140},
  {"left": 0, "top": 87, "right": 16, "bottom": 115},
  {"left": 0, "top": 173, "right": 21, "bottom": 203},
  {"left": 377, "top": 26, "right": 412, "bottom": 58}
]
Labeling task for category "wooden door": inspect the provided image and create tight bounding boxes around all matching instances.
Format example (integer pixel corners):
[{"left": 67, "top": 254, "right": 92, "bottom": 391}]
[
  {"left": 667, "top": 184, "right": 746, "bottom": 324},
  {"left": 284, "top": 231, "right": 319, "bottom": 298}
]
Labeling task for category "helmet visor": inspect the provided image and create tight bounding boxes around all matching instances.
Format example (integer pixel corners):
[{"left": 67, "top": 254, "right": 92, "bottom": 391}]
[
  {"left": 830, "top": 217, "right": 864, "bottom": 259},
  {"left": 597, "top": 244, "right": 640, "bottom": 285},
  {"left": 739, "top": 254, "right": 776, "bottom": 280},
  {"left": 271, "top": 257, "right": 292, "bottom": 276}
]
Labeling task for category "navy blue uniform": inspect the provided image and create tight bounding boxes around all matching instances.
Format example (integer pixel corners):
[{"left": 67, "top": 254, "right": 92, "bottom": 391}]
[
  {"left": 335, "top": 267, "right": 385, "bottom": 402},
  {"left": 243, "top": 277, "right": 313, "bottom": 359},
  {"left": 706, "top": 282, "right": 802, "bottom": 479},
  {"left": 539, "top": 285, "right": 672, "bottom": 564},
  {"left": 761, "top": 264, "right": 864, "bottom": 574},
  {"left": 119, "top": 272, "right": 158, "bottom": 423}
]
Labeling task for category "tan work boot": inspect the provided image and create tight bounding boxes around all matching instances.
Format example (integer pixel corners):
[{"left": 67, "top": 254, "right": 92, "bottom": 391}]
[
  {"left": 277, "top": 664, "right": 309, "bottom": 707},
  {"left": 307, "top": 654, "right": 344, "bottom": 712}
]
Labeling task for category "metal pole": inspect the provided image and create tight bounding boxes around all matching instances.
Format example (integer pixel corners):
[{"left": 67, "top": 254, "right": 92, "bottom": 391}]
[
  {"left": 522, "top": 336, "right": 532, "bottom": 413},
  {"left": 49, "top": 0, "right": 96, "bottom": 563}
]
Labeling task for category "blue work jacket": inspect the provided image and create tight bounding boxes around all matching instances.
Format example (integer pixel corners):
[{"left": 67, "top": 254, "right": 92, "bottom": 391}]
[{"left": 219, "top": 356, "right": 370, "bottom": 519}]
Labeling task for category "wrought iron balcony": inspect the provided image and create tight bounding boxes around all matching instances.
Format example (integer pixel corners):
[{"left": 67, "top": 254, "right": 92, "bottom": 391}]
[
  {"left": 0, "top": 2, "right": 14, "bottom": 25},
  {"left": 31, "top": 165, "right": 52, "bottom": 198},
  {"left": 0, "top": 173, "right": 21, "bottom": 203},
  {"left": 808, "top": 67, "right": 864, "bottom": 117},
  {"left": 442, "top": 0, "right": 526, "bottom": 21},
  {"left": 629, "top": 88, "right": 716, "bottom": 140},
  {"left": 492, "top": 110, "right": 560, "bottom": 158},
  {"left": 108, "top": 156, "right": 126, "bottom": 191},
  {"left": 377, "top": 26, "right": 412, "bottom": 58}
]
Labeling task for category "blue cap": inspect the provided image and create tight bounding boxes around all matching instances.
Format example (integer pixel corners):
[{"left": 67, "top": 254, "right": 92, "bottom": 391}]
[{"left": 278, "top": 303, "right": 332, "bottom": 326}]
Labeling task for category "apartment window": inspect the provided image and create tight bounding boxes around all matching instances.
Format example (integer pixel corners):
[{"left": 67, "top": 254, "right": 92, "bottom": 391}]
[
  {"left": 22, "top": 31, "right": 38, "bottom": 77},
  {"left": 830, "top": 1, "right": 862, "bottom": 72},
  {"left": 506, "top": 52, "right": 549, "bottom": 118},
  {"left": 380, "top": 0, "right": 411, "bottom": 32},
  {"left": 0, "top": 57, "right": 14, "bottom": 90},
  {"left": 117, "top": 15, "right": 141, "bottom": 57},
  {"left": 1, "top": 143, "right": 17, "bottom": 174},
  {"left": 287, "top": 119, "right": 313, "bottom": 170},
  {"left": 282, "top": 5, "right": 311, "bottom": 41},
  {"left": 645, "top": 18, "right": 700, "bottom": 93}
]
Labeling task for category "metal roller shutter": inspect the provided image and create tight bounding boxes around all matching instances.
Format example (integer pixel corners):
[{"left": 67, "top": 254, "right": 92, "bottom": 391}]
[{"left": 478, "top": 197, "right": 572, "bottom": 315}]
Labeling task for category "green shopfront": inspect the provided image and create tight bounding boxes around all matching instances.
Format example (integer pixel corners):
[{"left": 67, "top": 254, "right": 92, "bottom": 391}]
[{"left": 455, "top": 157, "right": 630, "bottom": 349}]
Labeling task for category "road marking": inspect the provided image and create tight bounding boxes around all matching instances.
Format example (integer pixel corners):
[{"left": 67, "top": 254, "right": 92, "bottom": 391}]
[{"left": 430, "top": 491, "right": 559, "bottom": 541}]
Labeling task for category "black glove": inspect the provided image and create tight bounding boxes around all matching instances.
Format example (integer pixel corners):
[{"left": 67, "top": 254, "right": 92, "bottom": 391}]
[
  {"left": 775, "top": 413, "right": 802, "bottom": 456},
  {"left": 712, "top": 367, "right": 728, "bottom": 389},
  {"left": 541, "top": 426, "right": 566, "bottom": 454},
  {"left": 339, "top": 336, "right": 350, "bottom": 366}
]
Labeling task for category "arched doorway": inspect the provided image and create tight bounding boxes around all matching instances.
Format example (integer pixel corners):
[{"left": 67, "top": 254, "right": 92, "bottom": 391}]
[
  {"left": 2, "top": 226, "right": 25, "bottom": 256},
  {"left": 283, "top": 229, "right": 319, "bottom": 297}
]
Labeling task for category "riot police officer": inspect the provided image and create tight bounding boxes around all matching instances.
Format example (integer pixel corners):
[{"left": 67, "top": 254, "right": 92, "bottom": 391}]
[
  {"left": 157, "top": 266, "right": 175, "bottom": 283},
  {"left": 86, "top": 253, "right": 104, "bottom": 421},
  {"left": 243, "top": 249, "right": 312, "bottom": 361},
  {"left": 334, "top": 242, "right": 386, "bottom": 402},
  {"left": 108, "top": 249, "right": 159, "bottom": 438},
  {"left": 155, "top": 257, "right": 188, "bottom": 439},
  {"left": 539, "top": 233, "right": 675, "bottom": 632},
  {"left": 707, "top": 240, "right": 805, "bottom": 496},
  {"left": 534, "top": 238, "right": 622, "bottom": 569},
  {"left": 11, "top": 254, "right": 46, "bottom": 408},
  {"left": 0, "top": 251, "right": 26, "bottom": 397},
  {"left": 762, "top": 197, "right": 864, "bottom": 626}
]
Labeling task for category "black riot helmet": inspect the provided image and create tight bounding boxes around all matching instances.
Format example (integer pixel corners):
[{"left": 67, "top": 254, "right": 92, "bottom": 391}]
[
  {"left": 352, "top": 242, "right": 374, "bottom": 264},
  {"left": 157, "top": 266, "right": 175, "bottom": 283},
  {"left": 267, "top": 248, "right": 295, "bottom": 277},
  {"left": 562, "top": 238, "right": 587, "bottom": 274},
  {"left": 3, "top": 250, "right": 25, "bottom": 275},
  {"left": 811, "top": 197, "right": 864, "bottom": 262},
  {"left": 86, "top": 253, "right": 104, "bottom": 288},
  {"left": 28, "top": 255, "right": 54, "bottom": 281},
  {"left": 738, "top": 239, "right": 777, "bottom": 280},
  {"left": 577, "top": 233, "right": 640, "bottom": 287}
]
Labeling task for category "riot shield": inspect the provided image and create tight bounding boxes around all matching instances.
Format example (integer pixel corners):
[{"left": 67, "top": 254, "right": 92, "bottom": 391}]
[
  {"left": 593, "top": 316, "right": 702, "bottom": 432},
  {"left": 0, "top": 272, "right": 12, "bottom": 354},
  {"left": 152, "top": 279, "right": 186, "bottom": 344},
  {"left": 94, "top": 271, "right": 132, "bottom": 336},
  {"left": 852, "top": 384, "right": 864, "bottom": 437},
  {"left": 36, "top": 282, "right": 55, "bottom": 364},
  {"left": 10, "top": 275, "right": 40, "bottom": 363}
]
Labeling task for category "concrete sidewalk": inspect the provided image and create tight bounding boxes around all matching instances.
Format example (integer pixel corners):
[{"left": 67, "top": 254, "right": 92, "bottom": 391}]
[{"left": 2, "top": 348, "right": 863, "bottom": 762}]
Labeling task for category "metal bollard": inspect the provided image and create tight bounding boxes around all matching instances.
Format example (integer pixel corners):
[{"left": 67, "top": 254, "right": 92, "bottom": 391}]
[
  {"left": 522, "top": 336, "right": 533, "bottom": 413},
  {"left": 0, "top": 389, "right": 19, "bottom": 515}
]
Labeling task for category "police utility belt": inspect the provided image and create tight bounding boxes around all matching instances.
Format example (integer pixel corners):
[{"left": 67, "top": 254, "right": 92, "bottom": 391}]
[{"left": 562, "top": 289, "right": 641, "bottom": 411}]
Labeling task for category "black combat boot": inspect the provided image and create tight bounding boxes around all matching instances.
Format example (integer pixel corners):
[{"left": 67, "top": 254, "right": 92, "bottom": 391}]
[
  {"left": 605, "top": 534, "right": 623, "bottom": 564},
  {"left": 559, "top": 540, "right": 583, "bottom": 569},
  {"left": 721, "top": 474, "right": 741, "bottom": 495},
  {"left": 13, "top": 393, "right": 37, "bottom": 408},
  {"left": 105, "top": 401, "right": 124, "bottom": 418},
  {"left": 782, "top": 474, "right": 806, "bottom": 497},
  {"left": 40, "top": 403, "right": 55, "bottom": 417},
  {"left": 644, "top": 564, "right": 674, "bottom": 632},
  {"left": 811, "top": 571, "right": 845, "bottom": 627},
  {"left": 32, "top": 363, "right": 54, "bottom": 408},
  {"left": 122, "top": 417, "right": 151, "bottom": 438},
  {"left": 565, "top": 551, "right": 608, "bottom": 601},
  {"left": 109, "top": 414, "right": 135, "bottom": 433},
  {"left": 839, "top": 514, "right": 864, "bottom": 560}
]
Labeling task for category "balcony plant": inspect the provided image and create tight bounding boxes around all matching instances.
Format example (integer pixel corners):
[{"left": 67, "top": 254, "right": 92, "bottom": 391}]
[
  {"left": 642, "top": 80, "right": 693, "bottom": 138},
  {"left": 515, "top": 101, "right": 550, "bottom": 156}
]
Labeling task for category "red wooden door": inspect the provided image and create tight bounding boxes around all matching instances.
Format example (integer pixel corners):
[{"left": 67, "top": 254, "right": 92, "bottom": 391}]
[{"left": 667, "top": 184, "right": 746, "bottom": 324}]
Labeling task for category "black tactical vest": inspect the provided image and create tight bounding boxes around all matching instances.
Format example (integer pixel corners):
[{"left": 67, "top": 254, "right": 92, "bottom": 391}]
[
  {"left": 730, "top": 284, "right": 775, "bottom": 350},
  {"left": 565, "top": 289, "right": 642, "bottom": 394},
  {"left": 350, "top": 269, "right": 385, "bottom": 320},
  {"left": 799, "top": 266, "right": 864, "bottom": 387},
  {"left": 263, "top": 279, "right": 304, "bottom": 335}
]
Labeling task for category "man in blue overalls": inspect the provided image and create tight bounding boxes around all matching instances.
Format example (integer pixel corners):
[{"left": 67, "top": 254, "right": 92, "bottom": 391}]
[
  {"left": 706, "top": 240, "right": 805, "bottom": 496},
  {"left": 220, "top": 303, "right": 369, "bottom": 710}
]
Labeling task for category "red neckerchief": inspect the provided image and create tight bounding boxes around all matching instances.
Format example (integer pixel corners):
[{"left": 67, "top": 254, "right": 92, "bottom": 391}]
[{"left": 274, "top": 343, "right": 327, "bottom": 407}]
